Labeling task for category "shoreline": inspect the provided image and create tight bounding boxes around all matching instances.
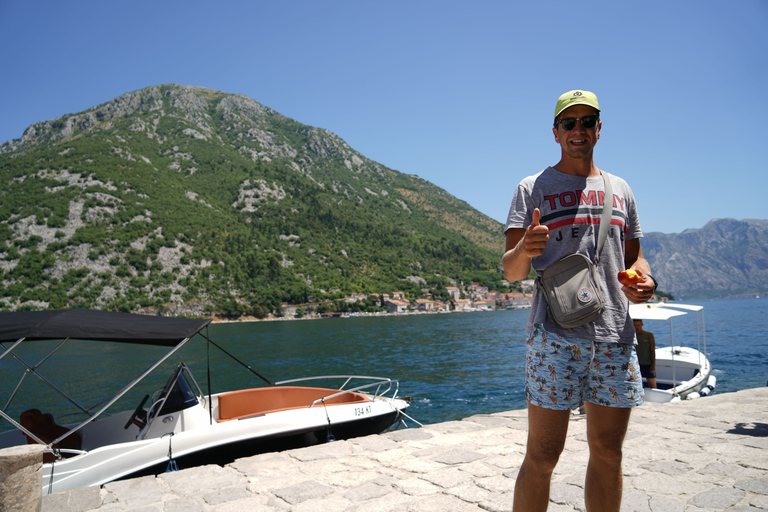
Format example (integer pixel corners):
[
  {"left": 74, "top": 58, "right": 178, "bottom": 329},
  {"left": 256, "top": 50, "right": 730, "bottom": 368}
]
[
  {"left": 209, "top": 306, "right": 530, "bottom": 324},
  {"left": 206, "top": 294, "right": 764, "bottom": 324}
]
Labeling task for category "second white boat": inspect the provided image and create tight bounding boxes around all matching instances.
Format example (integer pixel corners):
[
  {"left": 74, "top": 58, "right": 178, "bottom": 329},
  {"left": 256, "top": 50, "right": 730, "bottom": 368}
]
[{"left": 629, "top": 303, "right": 715, "bottom": 403}]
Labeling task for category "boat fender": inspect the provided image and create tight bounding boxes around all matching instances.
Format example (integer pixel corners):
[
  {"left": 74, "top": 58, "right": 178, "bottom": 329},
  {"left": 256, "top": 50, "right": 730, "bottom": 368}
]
[
  {"left": 706, "top": 375, "right": 717, "bottom": 390},
  {"left": 686, "top": 392, "right": 701, "bottom": 400},
  {"left": 700, "top": 387, "right": 710, "bottom": 397}
]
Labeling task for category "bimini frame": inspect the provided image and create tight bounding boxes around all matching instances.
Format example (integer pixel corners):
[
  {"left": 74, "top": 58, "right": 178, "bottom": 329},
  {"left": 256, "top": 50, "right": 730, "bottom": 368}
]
[{"left": 0, "top": 309, "right": 211, "bottom": 459}]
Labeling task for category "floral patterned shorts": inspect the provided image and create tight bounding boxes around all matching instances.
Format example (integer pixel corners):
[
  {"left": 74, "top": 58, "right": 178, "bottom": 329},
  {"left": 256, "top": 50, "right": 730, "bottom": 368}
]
[{"left": 525, "top": 327, "right": 644, "bottom": 410}]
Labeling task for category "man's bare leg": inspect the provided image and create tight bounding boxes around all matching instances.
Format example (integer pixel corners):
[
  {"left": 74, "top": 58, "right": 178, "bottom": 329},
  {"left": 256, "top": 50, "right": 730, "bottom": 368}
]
[
  {"left": 512, "top": 403, "right": 570, "bottom": 512},
  {"left": 584, "top": 402, "right": 632, "bottom": 512}
]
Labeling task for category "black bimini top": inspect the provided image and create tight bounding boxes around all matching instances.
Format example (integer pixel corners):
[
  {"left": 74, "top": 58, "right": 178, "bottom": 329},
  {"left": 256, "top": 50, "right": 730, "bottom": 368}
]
[{"left": 0, "top": 308, "right": 212, "bottom": 347}]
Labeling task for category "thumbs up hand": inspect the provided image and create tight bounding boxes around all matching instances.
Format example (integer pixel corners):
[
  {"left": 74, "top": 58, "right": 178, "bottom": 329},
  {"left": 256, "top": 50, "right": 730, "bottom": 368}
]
[{"left": 523, "top": 208, "right": 549, "bottom": 257}]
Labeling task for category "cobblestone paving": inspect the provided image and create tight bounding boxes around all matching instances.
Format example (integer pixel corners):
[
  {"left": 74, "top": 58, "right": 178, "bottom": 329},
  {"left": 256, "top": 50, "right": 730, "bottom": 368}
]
[{"left": 42, "top": 387, "right": 768, "bottom": 511}]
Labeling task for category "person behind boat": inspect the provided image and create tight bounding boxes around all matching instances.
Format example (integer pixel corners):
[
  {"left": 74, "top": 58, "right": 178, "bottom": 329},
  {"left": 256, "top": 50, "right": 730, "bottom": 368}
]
[
  {"left": 633, "top": 319, "right": 657, "bottom": 388},
  {"left": 502, "top": 90, "right": 657, "bottom": 512}
]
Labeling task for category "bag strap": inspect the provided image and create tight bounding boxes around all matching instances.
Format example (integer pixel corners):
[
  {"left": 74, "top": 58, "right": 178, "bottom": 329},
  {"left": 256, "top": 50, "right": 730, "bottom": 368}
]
[{"left": 595, "top": 171, "right": 613, "bottom": 262}]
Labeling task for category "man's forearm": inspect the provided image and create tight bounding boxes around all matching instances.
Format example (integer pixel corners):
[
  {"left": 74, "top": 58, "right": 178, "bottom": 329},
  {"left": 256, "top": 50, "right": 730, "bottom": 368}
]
[{"left": 502, "top": 242, "right": 532, "bottom": 283}]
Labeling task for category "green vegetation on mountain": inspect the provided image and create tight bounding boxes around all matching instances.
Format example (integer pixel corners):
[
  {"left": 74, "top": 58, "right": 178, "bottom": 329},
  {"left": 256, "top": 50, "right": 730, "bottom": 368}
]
[{"left": 0, "top": 84, "right": 509, "bottom": 316}]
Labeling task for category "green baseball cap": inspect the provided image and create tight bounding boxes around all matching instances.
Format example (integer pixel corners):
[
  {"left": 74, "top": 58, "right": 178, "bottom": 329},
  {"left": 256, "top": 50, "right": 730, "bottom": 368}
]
[{"left": 554, "top": 90, "right": 600, "bottom": 119}]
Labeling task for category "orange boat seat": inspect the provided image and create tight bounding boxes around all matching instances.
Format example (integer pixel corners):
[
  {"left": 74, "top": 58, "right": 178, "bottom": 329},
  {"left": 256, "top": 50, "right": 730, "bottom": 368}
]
[{"left": 217, "top": 386, "right": 370, "bottom": 422}]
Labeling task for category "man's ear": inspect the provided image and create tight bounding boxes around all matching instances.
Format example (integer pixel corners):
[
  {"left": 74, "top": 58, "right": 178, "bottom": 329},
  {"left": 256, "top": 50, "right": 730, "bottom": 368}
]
[{"left": 553, "top": 126, "right": 560, "bottom": 143}]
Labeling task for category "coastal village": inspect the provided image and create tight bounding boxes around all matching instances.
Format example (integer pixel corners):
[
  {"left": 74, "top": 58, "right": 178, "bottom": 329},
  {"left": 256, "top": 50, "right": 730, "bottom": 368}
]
[{"left": 280, "top": 280, "right": 534, "bottom": 319}]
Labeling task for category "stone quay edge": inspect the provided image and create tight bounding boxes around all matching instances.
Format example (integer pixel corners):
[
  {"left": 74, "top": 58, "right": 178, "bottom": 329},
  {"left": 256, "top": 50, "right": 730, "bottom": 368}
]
[{"left": 40, "top": 387, "right": 768, "bottom": 512}]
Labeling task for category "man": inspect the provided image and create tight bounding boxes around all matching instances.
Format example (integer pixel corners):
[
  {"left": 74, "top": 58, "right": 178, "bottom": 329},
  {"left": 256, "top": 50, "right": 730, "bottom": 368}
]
[
  {"left": 633, "top": 319, "right": 657, "bottom": 388},
  {"left": 502, "top": 90, "right": 656, "bottom": 512}
]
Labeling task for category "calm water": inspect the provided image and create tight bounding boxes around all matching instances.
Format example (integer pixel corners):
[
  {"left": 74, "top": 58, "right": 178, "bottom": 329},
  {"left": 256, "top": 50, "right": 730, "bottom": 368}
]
[{"left": 2, "top": 297, "right": 766, "bottom": 430}]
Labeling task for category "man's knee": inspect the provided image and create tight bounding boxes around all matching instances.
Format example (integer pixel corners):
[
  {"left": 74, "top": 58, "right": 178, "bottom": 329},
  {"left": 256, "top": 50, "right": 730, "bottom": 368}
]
[
  {"left": 584, "top": 403, "right": 631, "bottom": 466},
  {"left": 587, "top": 435, "right": 624, "bottom": 466},
  {"left": 524, "top": 441, "right": 565, "bottom": 472}
]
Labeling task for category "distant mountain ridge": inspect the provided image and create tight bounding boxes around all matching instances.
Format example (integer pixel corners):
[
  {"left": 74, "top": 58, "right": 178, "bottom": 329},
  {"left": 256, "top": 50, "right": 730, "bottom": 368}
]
[
  {"left": 642, "top": 218, "right": 768, "bottom": 299},
  {"left": 0, "top": 84, "right": 765, "bottom": 315}
]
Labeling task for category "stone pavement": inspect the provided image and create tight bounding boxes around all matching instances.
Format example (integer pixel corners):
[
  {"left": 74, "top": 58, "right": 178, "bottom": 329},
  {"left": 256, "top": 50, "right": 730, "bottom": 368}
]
[{"left": 42, "top": 387, "right": 768, "bottom": 512}]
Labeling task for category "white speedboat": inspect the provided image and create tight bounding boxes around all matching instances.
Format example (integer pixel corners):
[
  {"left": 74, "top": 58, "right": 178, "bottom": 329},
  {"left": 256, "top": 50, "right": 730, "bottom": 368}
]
[
  {"left": 0, "top": 309, "right": 411, "bottom": 494},
  {"left": 629, "top": 303, "right": 715, "bottom": 403}
]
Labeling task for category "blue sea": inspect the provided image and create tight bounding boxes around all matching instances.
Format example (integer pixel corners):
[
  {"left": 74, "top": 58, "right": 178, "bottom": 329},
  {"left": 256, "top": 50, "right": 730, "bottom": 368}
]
[{"left": 1, "top": 297, "right": 766, "bottom": 429}]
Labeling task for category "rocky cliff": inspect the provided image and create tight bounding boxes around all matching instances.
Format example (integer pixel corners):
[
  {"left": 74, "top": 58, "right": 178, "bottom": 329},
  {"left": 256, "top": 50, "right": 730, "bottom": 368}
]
[{"left": 643, "top": 218, "right": 768, "bottom": 299}]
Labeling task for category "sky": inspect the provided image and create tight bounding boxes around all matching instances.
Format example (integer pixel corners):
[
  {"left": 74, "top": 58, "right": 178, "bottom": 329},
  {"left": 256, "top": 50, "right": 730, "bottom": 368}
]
[{"left": 1, "top": 1, "right": 766, "bottom": 234}]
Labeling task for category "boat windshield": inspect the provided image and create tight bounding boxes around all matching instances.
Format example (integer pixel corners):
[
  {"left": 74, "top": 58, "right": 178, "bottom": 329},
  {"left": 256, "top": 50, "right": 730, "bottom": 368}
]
[{"left": 154, "top": 367, "right": 199, "bottom": 416}]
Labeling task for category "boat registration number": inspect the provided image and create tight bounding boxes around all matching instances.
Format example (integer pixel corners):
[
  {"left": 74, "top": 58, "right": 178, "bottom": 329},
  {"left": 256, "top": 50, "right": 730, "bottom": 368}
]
[{"left": 354, "top": 405, "right": 372, "bottom": 417}]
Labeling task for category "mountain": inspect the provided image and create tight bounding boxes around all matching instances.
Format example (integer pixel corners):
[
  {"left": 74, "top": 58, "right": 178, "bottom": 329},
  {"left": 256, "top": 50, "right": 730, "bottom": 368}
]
[
  {"left": 1, "top": 85, "right": 766, "bottom": 315},
  {"left": 642, "top": 218, "right": 768, "bottom": 300},
  {"left": 0, "top": 84, "right": 505, "bottom": 316}
]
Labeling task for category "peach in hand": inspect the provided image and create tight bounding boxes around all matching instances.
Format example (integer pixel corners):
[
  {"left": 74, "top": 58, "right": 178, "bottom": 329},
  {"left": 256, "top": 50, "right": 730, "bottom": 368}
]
[{"left": 618, "top": 269, "right": 642, "bottom": 286}]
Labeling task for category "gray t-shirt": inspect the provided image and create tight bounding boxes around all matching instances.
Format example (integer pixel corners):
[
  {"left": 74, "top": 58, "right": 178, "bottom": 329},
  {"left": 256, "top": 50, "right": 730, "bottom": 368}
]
[{"left": 505, "top": 167, "right": 643, "bottom": 344}]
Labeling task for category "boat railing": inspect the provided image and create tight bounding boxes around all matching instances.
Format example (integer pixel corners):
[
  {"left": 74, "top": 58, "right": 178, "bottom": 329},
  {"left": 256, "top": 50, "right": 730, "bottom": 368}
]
[{"left": 273, "top": 375, "right": 401, "bottom": 406}]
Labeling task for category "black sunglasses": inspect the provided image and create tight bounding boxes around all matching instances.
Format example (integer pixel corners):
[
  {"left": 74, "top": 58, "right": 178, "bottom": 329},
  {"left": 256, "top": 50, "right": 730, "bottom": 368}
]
[{"left": 555, "top": 115, "right": 599, "bottom": 131}]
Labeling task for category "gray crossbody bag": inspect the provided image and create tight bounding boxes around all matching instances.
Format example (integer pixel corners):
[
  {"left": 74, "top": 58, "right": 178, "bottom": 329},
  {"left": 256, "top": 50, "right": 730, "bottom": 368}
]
[{"left": 537, "top": 173, "right": 613, "bottom": 329}]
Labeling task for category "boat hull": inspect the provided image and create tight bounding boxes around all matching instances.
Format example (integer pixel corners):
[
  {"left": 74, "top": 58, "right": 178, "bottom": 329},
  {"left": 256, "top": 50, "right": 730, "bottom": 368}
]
[
  {"left": 643, "top": 346, "right": 712, "bottom": 403},
  {"left": 124, "top": 409, "right": 403, "bottom": 480},
  {"left": 35, "top": 396, "right": 408, "bottom": 494}
]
